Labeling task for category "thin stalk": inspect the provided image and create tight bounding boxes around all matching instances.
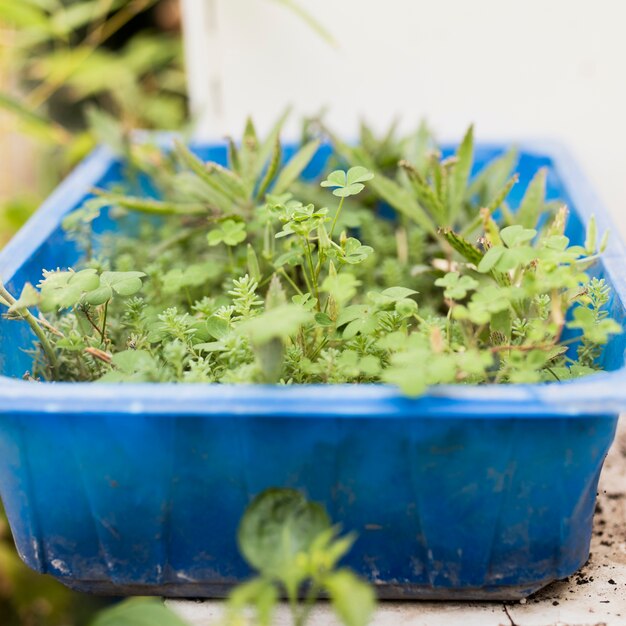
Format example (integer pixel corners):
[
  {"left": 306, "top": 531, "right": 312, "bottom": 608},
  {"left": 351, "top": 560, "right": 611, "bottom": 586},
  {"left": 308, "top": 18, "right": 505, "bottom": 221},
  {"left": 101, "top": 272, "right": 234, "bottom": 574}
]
[
  {"left": 100, "top": 301, "right": 109, "bottom": 345},
  {"left": 329, "top": 196, "right": 345, "bottom": 239},
  {"left": 278, "top": 268, "right": 303, "bottom": 296},
  {"left": 303, "top": 237, "right": 320, "bottom": 306},
  {"left": 0, "top": 283, "right": 59, "bottom": 375},
  {"left": 227, "top": 246, "right": 234, "bottom": 269},
  {"left": 296, "top": 581, "right": 321, "bottom": 626},
  {"left": 287, "top": 590, "right": 300, "bottom": 626}
]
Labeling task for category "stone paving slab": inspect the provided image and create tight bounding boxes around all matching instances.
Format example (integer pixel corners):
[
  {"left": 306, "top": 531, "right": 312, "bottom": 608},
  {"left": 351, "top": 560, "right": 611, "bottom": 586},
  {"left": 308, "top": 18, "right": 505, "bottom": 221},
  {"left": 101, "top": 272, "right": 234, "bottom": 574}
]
[{"left": 169, "top": 419, "right": 626, "bottom": 626}]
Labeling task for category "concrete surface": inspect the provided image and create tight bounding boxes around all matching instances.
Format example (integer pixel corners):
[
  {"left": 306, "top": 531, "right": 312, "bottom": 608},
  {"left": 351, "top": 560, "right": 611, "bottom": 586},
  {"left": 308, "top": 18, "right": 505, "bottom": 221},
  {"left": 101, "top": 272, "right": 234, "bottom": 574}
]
[{"left": 168, "top": 419, "right": 626, "bottom": 626}]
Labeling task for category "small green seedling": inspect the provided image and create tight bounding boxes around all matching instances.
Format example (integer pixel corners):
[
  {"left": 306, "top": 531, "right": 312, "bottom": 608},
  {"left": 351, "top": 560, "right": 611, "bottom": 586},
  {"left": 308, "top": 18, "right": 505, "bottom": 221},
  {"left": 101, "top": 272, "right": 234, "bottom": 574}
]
[
  {"left": 0, "top": 117, "right": 620, "bottom": 394},
  {"left": 226, "top": 489, "right": 375, "bottom": 626}
]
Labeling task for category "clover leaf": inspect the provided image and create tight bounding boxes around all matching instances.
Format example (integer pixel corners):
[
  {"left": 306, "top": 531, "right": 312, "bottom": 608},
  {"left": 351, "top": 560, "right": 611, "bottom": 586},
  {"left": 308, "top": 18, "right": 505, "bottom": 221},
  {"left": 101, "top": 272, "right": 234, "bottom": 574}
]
[
  {"left": 207, "top": 219, "right": 247, "bottom": 246},
  {"left": 321, "top": 166, "right": 374, "bottom": 197},
  {"left": 434, "top": 272, "right": 479, "bottom": 300},
  {"left": 84, "top": 271, "right": 146, "bottom": 305},
  {"left": 500, "top": 225, "right": 537, "bottom": 247},
  {"left": 342, "top": 238, "right": 373, "bottom": 264},
  {"left": 39, "top": 269, "right": 100, "bottom": 311}
]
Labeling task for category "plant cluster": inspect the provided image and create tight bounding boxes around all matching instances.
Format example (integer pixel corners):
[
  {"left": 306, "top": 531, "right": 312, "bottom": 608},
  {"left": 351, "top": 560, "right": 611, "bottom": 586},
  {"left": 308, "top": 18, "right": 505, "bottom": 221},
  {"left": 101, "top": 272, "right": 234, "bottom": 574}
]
[{"left": 0, "top": 117, "right": 621, "bottom": 395}]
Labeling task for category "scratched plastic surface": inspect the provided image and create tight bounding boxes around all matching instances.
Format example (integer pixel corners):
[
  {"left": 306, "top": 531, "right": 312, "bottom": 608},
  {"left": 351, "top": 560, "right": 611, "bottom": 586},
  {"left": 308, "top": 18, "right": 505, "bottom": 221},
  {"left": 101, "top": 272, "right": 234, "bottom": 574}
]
[{"left": 0, "top": 140, "right": 625, "bottom": 599}]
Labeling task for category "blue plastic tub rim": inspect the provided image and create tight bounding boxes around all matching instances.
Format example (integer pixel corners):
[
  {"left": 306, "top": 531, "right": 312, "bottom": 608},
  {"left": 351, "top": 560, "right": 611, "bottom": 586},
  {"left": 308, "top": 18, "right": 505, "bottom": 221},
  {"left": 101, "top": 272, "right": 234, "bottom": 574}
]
[{"left": 1, "top": 137, "right": 626, "bottom": 418}]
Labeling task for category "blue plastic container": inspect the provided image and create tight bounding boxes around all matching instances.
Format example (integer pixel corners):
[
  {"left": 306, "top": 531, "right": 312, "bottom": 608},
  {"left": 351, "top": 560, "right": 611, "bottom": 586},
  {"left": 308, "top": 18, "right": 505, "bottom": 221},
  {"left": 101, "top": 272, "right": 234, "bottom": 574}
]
[{"left": 0, "top": 140, "right": 625, "bottom": 600}]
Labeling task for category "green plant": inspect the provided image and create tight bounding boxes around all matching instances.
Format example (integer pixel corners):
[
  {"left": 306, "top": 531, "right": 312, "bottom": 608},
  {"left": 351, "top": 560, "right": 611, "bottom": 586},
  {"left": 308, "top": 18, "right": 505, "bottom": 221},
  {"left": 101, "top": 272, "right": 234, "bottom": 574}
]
[
  {"left": 0, "top": 506, "right": 109, "bottom": 626},
  {"left": 0, "top": 117, "right": 620, "bottom": 395},
  {"left": 226, "top": 489, "right": 375, "bottom": 626}
]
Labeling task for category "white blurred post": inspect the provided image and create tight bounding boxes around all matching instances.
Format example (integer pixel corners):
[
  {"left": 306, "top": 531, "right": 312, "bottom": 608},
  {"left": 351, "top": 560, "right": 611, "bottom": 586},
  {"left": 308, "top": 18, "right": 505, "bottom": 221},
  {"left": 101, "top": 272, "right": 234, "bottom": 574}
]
[{"left": 180, "top": 0, "right": 224, "bottom": 137}]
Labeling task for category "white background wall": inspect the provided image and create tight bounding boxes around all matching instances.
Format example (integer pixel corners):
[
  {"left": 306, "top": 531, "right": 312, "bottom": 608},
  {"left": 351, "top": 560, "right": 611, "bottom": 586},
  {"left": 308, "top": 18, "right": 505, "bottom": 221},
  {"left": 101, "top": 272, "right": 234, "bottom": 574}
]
[{"left": 181, "top": 0, "right": 626, "bottom": 234}]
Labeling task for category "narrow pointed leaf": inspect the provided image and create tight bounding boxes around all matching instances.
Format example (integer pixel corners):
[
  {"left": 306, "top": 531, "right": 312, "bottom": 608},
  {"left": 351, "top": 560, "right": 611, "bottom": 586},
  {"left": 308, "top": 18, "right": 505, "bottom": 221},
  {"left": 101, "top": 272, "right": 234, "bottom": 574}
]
[
  {"left": 516, "top": 168, "right": 547, "bottom": 228},
  {"left": 449, "top": 125, "right": 474, "bottom": 222},
  {"left": 272, "top": 139, "right": 320, "bottom": 194},
  {"left": 97, "top": 191, "right": 207, "bottom": 216}
]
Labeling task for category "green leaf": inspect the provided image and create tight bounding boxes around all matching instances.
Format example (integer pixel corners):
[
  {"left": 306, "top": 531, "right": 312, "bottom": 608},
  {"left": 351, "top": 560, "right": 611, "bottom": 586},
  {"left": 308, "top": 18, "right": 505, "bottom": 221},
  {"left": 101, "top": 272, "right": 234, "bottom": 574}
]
[
  {"left": 162, "top": 263, "right": 220, "bottom": 294},
  {"left": 322, "top": 167, "right": 373, "bottom": 198},
  {"left": 208, "top": 219, "right": 246, "bottom": 247},
  {"left": 367, "top": 172, "right": 436, "bottom": 234},
  {"left": 500, "top": 225, "right": 536, "bottom": 247},
  {"left": 325, "top": 570, "right": 376, "bottom": 626},
  {"left": 8, "top": 283, "right": 40, "bottom": 313},
  {"left": 342, "top": 238, "right": 373, "bottom": 264},
  {"left": 39, "top": 269, "right": 101, "bottom": 310},
  {"left": 343, "top": 316, "right": 377, "bottom": 339},
  {"left": 272, "top": 140, "right": 320, "bottom": 195},
  {"left": 516, "top": 168, "right": 546, "bottom": 228},
  {"left": 205, "top": 316, "right": 229, "bottom": 340},
  {"left": 238, "top": 304, "right": 313, "bottom": 344},
  {"left": 237, "top": 489, "right": 330, "bottom": 587},
  {"left": 90, "top": 598, "right": 188, "bottom": 626},
  {"left": 434, "top": 272, "right": 479, "bottom": 300},
  {"left": 247, "top": 244, "right": 262, "bottom": 283},
  {"left": 346, "top": 166, "right": 374, "bottom": 186},
  {"left": 0, "top": 0, "right": 50, "bottom": 29},
  {"left": 567, "top": 307, "right": 622, "bottom": 344},
  {"left": 439, "top": 228, "right": 484, "bottom": 266},
  {"left": 332, "top": 182, "right": 365, "bottom": 198},
  {"left": 315, "top": 312, "right": 334, "bottom": 326},
  {"left": 449, "top": 125, "right": 474, "bottom": 222},
  {"left": 257, "top": 137, "right": 282, "bottom": 200},
  {"left": 401, "top": 161, "right": 447, "bottom": 223},
  {"left": 321, "top": 273, "right": 361, "bottom": 306},
  {"left": 585, "top": 215, "right": 598, "bottom": 255},
  {"left": 477, "top": 246, "right": 504, "bottom": 273},
  {"left": 466, "top": 146, "right": 517, "bottom": 202},
  {"left": 336, "top": 304, "right": 371, "bottom": 328},
  {"left": 382, "top": 286, "right": 418, "bottom": 300},
  {"left": 0, "top": 92, "right": 65, "bottom": 144},
  {"left": 100, "top": 271, "right": 146, "bottom": 297},
  {"left": 227, "top": 577, "right": 278, "bottom": 626},
  {"left": 321, "top": 170, "right": 347, "bottom": 189},
  {"left": 98, "top": 192, "right": 207, "bottom": 216},
  {"left": 256, "top": 106, "right": 291, "bottom": 180},
  {"left": 174, "top": 141, "right": 241, "bottom": 202},
  {"left": 84, "top": 286, "right": 113, "bottom": 306}
]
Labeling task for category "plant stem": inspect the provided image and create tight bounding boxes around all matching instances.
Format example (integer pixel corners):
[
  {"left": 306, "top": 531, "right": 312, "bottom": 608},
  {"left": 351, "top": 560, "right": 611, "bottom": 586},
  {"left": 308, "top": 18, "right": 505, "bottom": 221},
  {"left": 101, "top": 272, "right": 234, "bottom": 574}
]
[
  {"left": 303, "top": 237, "right": 320, "bottom": 307},
  {"left": 329, "top": 196, "right": 345, "bottom": 239},
  {"left": 297, "top": 581, "right": 321, "bottom": 626},
  {"left": 100, "top": 301, "right": 109, "bottom": 345},
  {"left": 278, "top": 268, "right": 303, "bottom": 296},
  {"left": 0, "top": 282, "right": 59, "bottom": 375}
]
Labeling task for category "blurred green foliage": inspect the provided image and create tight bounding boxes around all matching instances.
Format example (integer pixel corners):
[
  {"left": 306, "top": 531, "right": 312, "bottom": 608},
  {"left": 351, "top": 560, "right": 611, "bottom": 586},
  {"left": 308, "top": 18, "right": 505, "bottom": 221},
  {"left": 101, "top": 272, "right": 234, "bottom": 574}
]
[
  {"left": 0, "top": 0, "right": 187, "bottom": 240},
  {"left": 0, "top": 504, "right": 110, "bottom": 625},
  {"left": 0, "top": 1, "right": 187, "bottom": 622}
]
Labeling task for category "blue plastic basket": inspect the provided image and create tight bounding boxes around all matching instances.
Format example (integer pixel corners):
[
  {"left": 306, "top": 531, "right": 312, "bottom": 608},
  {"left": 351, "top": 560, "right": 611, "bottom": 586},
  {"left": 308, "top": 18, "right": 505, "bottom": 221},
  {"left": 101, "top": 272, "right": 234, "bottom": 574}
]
[{"left": 0, "top": 140, "right": 625, "bottom": 600}]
